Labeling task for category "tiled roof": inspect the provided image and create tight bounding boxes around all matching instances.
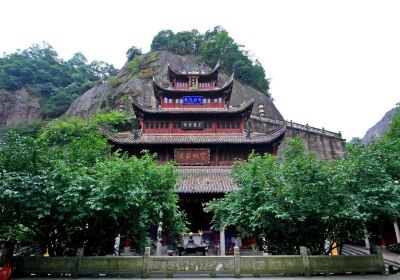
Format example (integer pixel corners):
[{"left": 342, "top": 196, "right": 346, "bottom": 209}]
[
  {"left": 168, "top": 60, "right": 220, "bottom": 76},
  {"left": 153, "top": 74, "right": 234, "bottom": 93},
  {"left": 132, "top": 98, "right": 254, "bottom": 114},
  {"left": 176, "top": 167, "right": 236, "bottom": 193},
  {"left": 103, "top": 125, "right": 286, "bottom": 145}
]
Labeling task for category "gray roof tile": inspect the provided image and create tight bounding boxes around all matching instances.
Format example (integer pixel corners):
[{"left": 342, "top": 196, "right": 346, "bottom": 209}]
[
  {"left": 176, "top": 167, "right": 235, "bottom": 193},
  {"left": 103, "top": 125, "right": 286, "bottom": 145}
]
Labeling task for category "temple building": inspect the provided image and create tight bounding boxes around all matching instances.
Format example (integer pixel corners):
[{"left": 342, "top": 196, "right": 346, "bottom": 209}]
[{"left": 105, "top": 62, "right": 286, "bottom": 253}]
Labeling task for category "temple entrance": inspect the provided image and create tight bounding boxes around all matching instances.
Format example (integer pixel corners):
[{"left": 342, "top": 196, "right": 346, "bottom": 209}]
[
  {"left": 178, "top": 193, "right": 246, "bottom": 255},
  {"left": 179, "top": 194, "right": 221, "bottom": 232},
  {"left": 178, "top": 194, "right": 220, "bottom": 255}
]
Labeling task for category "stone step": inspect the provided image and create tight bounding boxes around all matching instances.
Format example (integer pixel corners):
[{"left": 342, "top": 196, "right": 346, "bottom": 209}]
[{"left": 342, "top": 244, "right": 400, "bottom": 270}]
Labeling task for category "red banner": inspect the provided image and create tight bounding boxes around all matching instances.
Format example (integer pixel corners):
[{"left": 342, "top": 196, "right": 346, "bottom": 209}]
[{"left": 174, "top": 148, "right": 210, "bottom": 165}]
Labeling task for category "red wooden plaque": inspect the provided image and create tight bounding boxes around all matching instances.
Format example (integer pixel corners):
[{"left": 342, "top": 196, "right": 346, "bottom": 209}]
[{"left": 174, "top": 148, "right": 210, "bottom": 165}]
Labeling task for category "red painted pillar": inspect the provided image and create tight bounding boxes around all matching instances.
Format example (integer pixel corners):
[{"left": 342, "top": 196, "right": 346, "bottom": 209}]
[{"left": 140, "top": 118, "right": 144, "bottom": 132}]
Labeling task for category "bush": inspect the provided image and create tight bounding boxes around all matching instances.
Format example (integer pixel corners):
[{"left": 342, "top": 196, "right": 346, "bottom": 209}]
[
  {"left": 126, "top": 56, "right": 144, "bottom": 75},
  {"left": 90, "top": 110, "right": 133, "bottom": 131}
]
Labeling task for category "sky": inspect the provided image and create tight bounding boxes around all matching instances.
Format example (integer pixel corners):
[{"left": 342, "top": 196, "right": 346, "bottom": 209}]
[{"left": 1, "top": 0, "right": 399, "bottom": 140}]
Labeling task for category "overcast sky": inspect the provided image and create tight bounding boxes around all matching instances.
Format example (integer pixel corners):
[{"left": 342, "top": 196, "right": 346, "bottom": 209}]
[{"left": 1, "top": 0, "right": 399, "bottom": 139}]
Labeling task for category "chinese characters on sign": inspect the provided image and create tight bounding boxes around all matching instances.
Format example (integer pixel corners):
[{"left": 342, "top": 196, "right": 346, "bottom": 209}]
[
  {"left": 181, "top": 121, "right": 204, "bottom": 130},
  {"left": 174, "top": 148, "right": 210, "bottom": 165},
  {"left": 183, "top": 96, "right": 203, "bottom": 104}
]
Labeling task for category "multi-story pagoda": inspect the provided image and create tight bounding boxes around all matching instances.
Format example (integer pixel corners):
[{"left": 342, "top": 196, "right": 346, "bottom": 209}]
[{"left": 105, "top": 62, "right": 286, "bottom": 253}]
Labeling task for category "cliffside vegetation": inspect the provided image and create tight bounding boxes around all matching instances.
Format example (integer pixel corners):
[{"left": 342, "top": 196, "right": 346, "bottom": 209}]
[
  {"left": 0, "top": 43, "right": 117, "bottom": 118},
  {"left": 0, "top": 27, "right": 271, "bottom": 128},
  {"left": 150, "top": 26, "right": 270, "bottom": 94}
]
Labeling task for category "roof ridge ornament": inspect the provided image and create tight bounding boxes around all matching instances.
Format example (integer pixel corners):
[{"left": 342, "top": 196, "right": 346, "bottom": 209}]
[
  {"left": 168, "top": 60, "right": 220, "bottom": 75},
  {"left": 244, "top": 128, "right": 252, "bottom": 139},
  {"left": 131, "top": 128, "right": 142, "bottom": 139}
]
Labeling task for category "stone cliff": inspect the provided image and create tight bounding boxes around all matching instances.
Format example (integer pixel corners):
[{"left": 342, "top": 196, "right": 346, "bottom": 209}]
[
  {"left": 65, "top": 51, "right": 284, "bottom": 121},
  {"left": 362, "top": 105, "right": 399, "bottom": 144},
  {"left": 0, "top": 88, "right": 41, "bottom": 126}
]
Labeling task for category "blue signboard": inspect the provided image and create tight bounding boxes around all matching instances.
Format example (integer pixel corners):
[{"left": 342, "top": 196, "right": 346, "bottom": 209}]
[{"left": 183, "top": 96, "right": 203, "bottom": 104}]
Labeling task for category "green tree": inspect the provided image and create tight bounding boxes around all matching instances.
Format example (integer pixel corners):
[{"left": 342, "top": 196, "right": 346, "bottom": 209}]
[
  {"left": 151, "top": 30, "right": 175, "bottom": 51},
  {"left": 68, "top": 52, "right": 88, "bottom": 67},
  {"left": 149, "top": 27, "right": 270, "bottom": 94},
  {"left": 126, "top": 46, "right": 143, "bottom": 61},
  {"left": 375, "top": 108, "right": 400, "bottom": 181},
  {"left": 206, "top": 138, "right": 400, "bottom": 255},
  {"left": 0, "top": 43, "right": 118, "bottom": 118},
  {"left": 0, "top": 115, "right": 186, "bottom": 255}
]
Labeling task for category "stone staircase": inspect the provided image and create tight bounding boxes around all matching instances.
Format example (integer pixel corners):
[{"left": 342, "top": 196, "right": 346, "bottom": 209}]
[{"left": 342, "top": 243, "right": 400, "bottom": 272}]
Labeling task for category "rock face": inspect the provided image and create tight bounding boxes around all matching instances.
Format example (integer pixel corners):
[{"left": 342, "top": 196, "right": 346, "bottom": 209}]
[
  {"left": 362, "top": 106, "right": 399, "bottom": 144},
  {"left": 64, "top": 83, "right": 112, "bottom": 119},
  {"left": 65, "top": 50, "right": 345, "bottom": 159},
  {"left": 65, "top": 51, "right": 283, "bottom": 121},
  {"left": 0, "top": 88, "right": 41, "bottom": 126}
]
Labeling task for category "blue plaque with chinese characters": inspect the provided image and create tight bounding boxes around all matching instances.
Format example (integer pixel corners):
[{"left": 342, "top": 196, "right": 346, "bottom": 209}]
[{"left": 183, "top": 96, "right": 203, "bottom": 104}]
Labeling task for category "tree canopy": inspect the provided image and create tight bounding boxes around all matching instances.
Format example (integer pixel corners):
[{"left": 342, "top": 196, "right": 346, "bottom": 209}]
[
  {"left": 0, "top": 43, "right": 118, "bottom": 118},
  {"left": 205, "top": 134, "right": 400, "bottom": 255},
  {"left": 150, "top": 27, "right": 270, "bottom": 94},
  {"left": 0, "top": 112, "right": 186, "bottom": 256},
  {"left": 126, "top": 46, "right": 143, "bottom": 62}
]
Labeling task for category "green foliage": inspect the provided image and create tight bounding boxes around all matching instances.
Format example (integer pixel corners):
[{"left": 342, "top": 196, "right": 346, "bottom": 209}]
[
  {"left": 39, "top": 117, "right": 91, "bottom": 145},
  {"left": 150, "top": 27, "right": 270, "bottom": 94},
  {"left": 150, "top": 30, "right": 175, "bottom": 51},
  {"left": 107, "top": 75, "right": 122, "bottom": 88},
  {"left": 87, "top": 60, "right": 118, "bottom": 81},
  {"left": 371, "top": 108, "right": 400, "bottom": 181},
  {"left": 38, "top": 111, "right": 131, "bottom": 146},
  {"left": 0, "top": 131, "right": 47, "bottom": 173},
  {"left": 385, "top": 108, "right": 400, "bottom": 140},
  {"left": 0, "top": 42, "right": 118, "bottom": 118},
  {"left": 126, "top": 46, "right": 143, "bottom": 61},
  {"left": 90, "top": 110, "right": 132, "bottom": 131},
  {"left": 0, "top": 120, "right": 46, "bottom": 137},
  {"left": 126, "top": 56, "right": 144, "bottom": 74},
  {"left": 206, "top": 138, "right": 400, "bottom": 255},
  {"left": 0, "top": 116, "right": 185, "bottom": 255}
]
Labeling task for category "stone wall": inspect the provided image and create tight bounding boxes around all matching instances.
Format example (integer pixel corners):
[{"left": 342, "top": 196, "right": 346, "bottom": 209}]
[
  {"left": 11, "top": 246, "right": 385, "bottom": 277},
  {"left": 248, "top": 116, "right": 346, "bottom": 159}
]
